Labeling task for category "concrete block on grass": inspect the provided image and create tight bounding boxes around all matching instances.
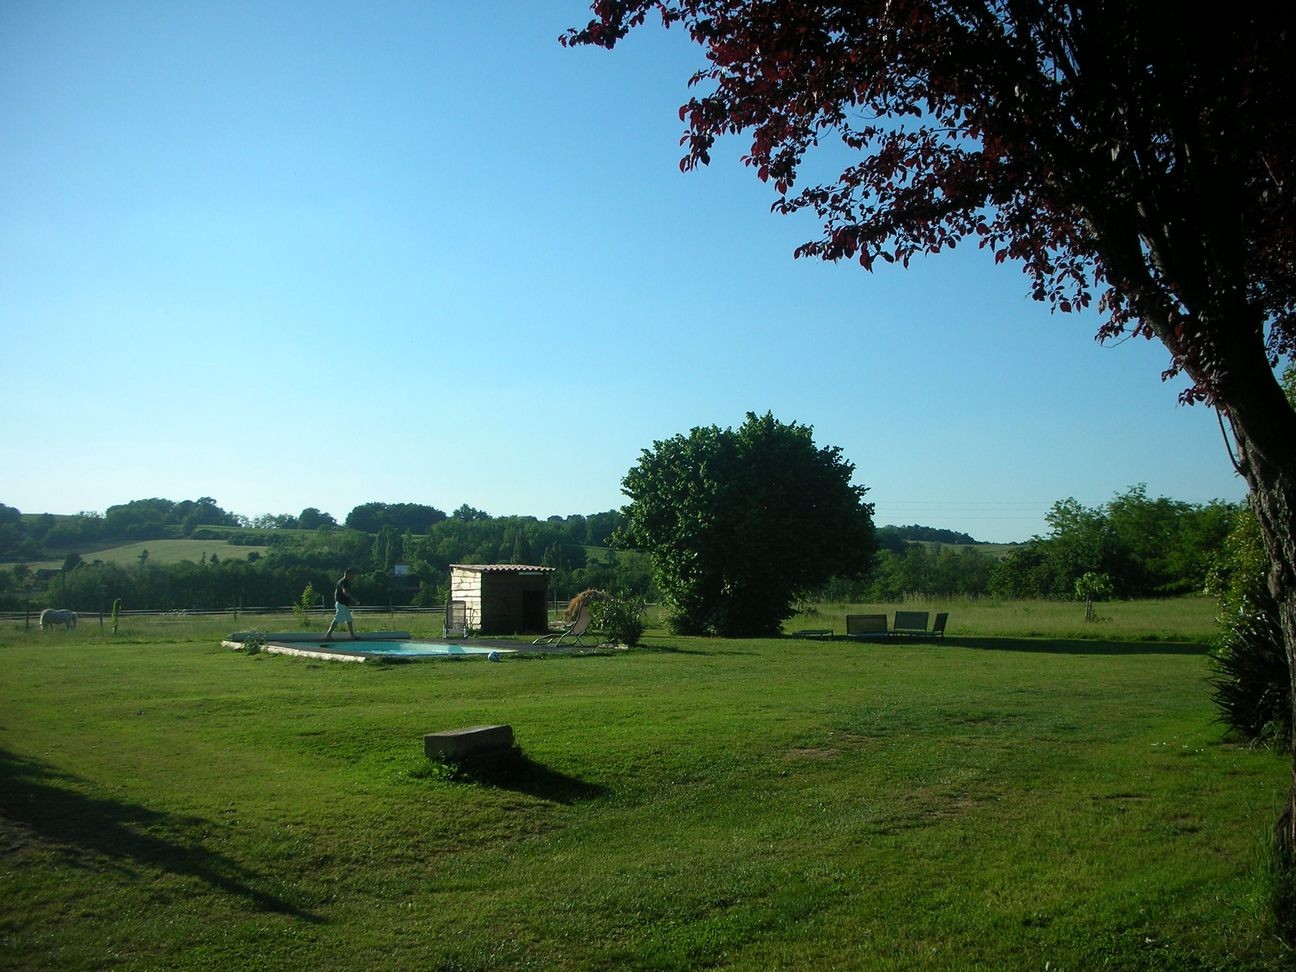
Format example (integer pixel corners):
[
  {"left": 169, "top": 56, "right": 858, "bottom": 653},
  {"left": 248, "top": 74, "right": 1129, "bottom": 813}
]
[{"left": 424, "top": 724, "right": 514, "bottom": 761}]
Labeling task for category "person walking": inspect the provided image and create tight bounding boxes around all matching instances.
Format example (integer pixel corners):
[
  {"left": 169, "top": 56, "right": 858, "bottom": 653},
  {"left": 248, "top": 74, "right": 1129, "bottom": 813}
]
[{"left": 325, "top": 567, "right": 360, "bottom": 640}]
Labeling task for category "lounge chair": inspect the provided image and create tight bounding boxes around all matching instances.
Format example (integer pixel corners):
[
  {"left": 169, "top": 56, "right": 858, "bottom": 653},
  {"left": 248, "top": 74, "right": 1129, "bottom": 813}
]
[
  {"left": 846, "top": 613, "right": 889, "bottom": 639},
  {"left": 533, "top": 604, "right": 595, "bottom": 646},
  {"left": 794, "top": 628, "right": 833, "bottom": 639},
  {"left": 443, "top": 600, "right": 468, "bottom": 638},
  {"left": 892, "top": 611, "right": 931, "bottom": 636},
  {"left": 931, "top": 612, "right": 948, "bottom": 638}
]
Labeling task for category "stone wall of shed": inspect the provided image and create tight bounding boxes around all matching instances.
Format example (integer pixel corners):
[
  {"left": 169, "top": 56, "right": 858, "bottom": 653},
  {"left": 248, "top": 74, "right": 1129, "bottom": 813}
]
[{"left": 449, "top": 569, "right": 483, "bottom": 631}]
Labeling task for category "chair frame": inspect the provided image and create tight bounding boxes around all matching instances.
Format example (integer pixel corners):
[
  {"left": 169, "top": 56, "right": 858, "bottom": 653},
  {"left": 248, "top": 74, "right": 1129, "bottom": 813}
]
[
  {"left": 533, "top": 604, "right": 595, "bottom": 646},
  {"left": 443, "top": 599, "right": 468, "bottom": 638}
]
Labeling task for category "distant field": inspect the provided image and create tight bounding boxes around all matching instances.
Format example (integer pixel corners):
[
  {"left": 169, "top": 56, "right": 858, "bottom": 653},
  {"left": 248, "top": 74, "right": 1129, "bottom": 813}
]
[{"left": 7, "top": 538, "right": 271, "bottom": 570}]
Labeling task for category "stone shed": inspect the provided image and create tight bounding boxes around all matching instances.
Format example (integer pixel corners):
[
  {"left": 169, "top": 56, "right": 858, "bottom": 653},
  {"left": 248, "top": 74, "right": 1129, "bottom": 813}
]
[{"left": 448, "top": 564, "right": 555, "bottom": 635}]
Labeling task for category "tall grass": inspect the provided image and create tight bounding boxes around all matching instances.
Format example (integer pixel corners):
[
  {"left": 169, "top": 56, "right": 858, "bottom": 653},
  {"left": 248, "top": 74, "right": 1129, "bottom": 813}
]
[{"left": 794, "top": 596, "right": 1221, "bottom": 643}]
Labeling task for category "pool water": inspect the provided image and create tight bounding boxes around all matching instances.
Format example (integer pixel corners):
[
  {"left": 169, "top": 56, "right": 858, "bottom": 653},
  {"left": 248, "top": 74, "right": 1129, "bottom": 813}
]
[{"left": 303, "top": 641, "right": 512, "bottom": 657}]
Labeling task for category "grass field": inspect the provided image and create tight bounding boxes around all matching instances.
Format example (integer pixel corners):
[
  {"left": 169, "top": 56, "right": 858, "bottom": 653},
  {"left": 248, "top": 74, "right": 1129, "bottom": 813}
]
[
  {"left": 1, "top": 604, "right": 1290, "bottom": 969},
  {"left": 796, "top": 596, "right": 1223, "bottom": 643},
  {"left": 8, "top": 538, "right": 272, "bottom": 571}
]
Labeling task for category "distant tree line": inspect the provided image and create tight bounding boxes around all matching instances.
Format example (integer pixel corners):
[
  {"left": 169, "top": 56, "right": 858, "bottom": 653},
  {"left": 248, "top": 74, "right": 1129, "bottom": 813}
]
[
  {"left": 1, "top": 488, "right": 1237, "bottom": 613},
  {"left": 0, "top": 497, "right": 247, "bottom": 559},
  {"left": 821, "top": 543, "right": 998, "bottom": 602},
  {"left": 248, "top": 508, "right": 337, "bottom": 531},
  {"left": 811, "top": 487, "right": 1237, "bottom": 603},
  {"left": 882, "top": 525, "right": 980, "bottom": 546},
  {"left": 988, "top": 486, "right": 1235, "bottom": 599}
]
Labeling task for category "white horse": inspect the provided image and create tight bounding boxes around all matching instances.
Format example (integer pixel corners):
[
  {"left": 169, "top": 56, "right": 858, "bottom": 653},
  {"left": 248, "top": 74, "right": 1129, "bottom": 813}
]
[{"left": 40, "top": 609, "right": 78, "bottom": 630}]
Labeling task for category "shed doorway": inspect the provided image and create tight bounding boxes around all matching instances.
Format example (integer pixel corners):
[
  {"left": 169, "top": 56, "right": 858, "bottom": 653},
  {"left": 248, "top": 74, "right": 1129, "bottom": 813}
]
[{"left": 522, "top": 589, "right": 548, "bottom": 634}]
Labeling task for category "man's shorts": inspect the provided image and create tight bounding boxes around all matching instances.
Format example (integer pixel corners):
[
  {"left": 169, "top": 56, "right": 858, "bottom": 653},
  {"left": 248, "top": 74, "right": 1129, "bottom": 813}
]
[{"left": 333, "top": 603, "right": 353, "bottom": 623}]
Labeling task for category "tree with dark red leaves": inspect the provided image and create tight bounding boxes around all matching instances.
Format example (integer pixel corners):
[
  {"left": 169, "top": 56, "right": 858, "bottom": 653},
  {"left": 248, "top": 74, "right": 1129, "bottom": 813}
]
[{"left": 565, "top": 0, "right": 1296, "bottom": 849}]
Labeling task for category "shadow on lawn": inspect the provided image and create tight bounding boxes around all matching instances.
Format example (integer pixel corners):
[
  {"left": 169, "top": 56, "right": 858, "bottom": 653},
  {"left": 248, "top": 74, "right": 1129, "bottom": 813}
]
[
  {"left": 938, "top": 635, "right": 1208, "bottom": 656},
  {"left": 641, "top": 644, "right": 758, "bottom": 656},
  {"left": 436, "top": 747, "right": 607, "bottom": 804},
  {"left": 0, "top": 747, "right": 322, "bottom": 922}
]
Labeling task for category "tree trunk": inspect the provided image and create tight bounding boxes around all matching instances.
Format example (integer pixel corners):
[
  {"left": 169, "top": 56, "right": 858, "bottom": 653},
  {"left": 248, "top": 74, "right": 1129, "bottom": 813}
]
[
  {"left": 1224, "top": 376, "right": 1296, "bottom": 848},
  {"left": 1244, "top": 460, "right": 1296, "bottom": 847}
]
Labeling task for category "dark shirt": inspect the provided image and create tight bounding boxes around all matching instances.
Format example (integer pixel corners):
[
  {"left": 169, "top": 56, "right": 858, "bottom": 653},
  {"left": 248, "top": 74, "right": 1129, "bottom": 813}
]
[{"left": 335, "top": 576, "right": 354, "bottom": 606}]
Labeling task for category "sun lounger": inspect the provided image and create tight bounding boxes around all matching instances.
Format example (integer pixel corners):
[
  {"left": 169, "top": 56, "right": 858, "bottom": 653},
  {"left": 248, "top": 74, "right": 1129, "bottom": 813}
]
[
  {"left": 443, "top": 600, "right": 468, "bottom": 638},
  {"left": 846, "top": 614, "right": 889, "bottom": 639},
  {"left": 533, "top": 604, "right": 594, "bottom": 646},
  {"left": 892, "top": 611, "right": 931, "bottom": 636}
]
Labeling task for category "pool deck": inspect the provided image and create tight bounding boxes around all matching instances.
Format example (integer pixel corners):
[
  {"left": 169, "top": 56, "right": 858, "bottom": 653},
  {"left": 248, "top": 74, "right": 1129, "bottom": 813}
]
[{"left": 221, "top": 631, "right": 598, "bottom": 662}]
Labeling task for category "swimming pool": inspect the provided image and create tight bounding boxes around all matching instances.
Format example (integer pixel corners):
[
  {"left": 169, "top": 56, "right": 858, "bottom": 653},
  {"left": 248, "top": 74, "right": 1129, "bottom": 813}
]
[
  {"left": 294, "top": 641, "right": 513, "bottom": 658},
  {"left": 221, "top": 632, "right": 530, "bottom": 662},
  {"left": 220, "top": 635, "right": 518, "bottom": 668}
]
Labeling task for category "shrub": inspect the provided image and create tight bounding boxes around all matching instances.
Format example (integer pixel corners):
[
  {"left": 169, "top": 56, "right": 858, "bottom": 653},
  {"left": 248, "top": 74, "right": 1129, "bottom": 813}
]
[
  {"left": 293, "top": 582, "right": 316, "bottom": 629},
  {"left": 1206, "top": 510, "right": 1291, "bottom": 748},
  {"left": 593, "top": 593, "right": 646, "bottom": 646},
  {"left": 1209, "top": 605, "right": 1290, "bottom": 747}
]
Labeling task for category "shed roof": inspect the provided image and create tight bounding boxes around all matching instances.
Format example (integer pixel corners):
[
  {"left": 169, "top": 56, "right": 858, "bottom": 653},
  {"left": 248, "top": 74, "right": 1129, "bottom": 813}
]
[{"left": 449, "top": 564, "right": 555, "bottom": 574}]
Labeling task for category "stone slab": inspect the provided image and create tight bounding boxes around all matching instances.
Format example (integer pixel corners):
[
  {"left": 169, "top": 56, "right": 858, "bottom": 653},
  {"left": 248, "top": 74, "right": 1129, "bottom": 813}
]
[{"left": 424, "top": 724, "right": 514, "bottom": 760}]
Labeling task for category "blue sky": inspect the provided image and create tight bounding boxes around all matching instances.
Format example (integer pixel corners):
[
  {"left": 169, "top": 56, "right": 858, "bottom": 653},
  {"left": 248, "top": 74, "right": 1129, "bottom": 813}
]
[{"left": 0, "top": 1, "right": 1246, "bottom": 542}]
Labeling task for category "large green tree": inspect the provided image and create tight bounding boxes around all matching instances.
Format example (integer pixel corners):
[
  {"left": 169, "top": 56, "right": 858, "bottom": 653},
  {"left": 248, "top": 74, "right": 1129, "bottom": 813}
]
[{"left": 618, "top": 412, "right": 875, "bottom": 636}]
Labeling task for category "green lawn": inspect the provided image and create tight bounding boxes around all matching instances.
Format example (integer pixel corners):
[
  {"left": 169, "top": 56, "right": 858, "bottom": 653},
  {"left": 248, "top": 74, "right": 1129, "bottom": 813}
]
[
  {"left": 1, "top": 610, "right": 1289, "bottom": 969},
  {"left": 79, "top": 538, "right": 270, "bottom": 566},
  {"left": 8, "top": 538, "right": 271, "bottom": 571}
]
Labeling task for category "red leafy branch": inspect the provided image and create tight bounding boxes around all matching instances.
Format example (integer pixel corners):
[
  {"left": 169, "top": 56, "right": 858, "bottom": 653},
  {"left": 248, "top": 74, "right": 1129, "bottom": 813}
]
[{"left": 564, "top": 1, "right": 1296, "bottom": 404}]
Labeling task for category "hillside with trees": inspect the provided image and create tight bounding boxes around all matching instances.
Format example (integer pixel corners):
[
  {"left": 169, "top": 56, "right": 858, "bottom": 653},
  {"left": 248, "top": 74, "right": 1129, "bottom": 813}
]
[
  {"left": 14, "top": 453, "right": 1216, "bottom": 619},
  {"left": 1, "top": 484, "right": 1237, "bottom": 618},
  {"left": 0, "top": 499, "right": 641, "bottom": 614}
]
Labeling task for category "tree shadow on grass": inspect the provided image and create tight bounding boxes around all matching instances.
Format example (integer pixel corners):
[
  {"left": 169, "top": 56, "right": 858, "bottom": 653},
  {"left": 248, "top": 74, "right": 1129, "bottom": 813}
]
[
  {"left": 0, "top": 747, "right": 322, "bottom": 922},
  {"left": 937, "top": 636, "right": 1209, "bottom": 656},
  {"left": 431, "top": 747, "right": 608, "bottom": 804},
  {"left": 640, "top": 644, "right": 758, "bottom": 656}
]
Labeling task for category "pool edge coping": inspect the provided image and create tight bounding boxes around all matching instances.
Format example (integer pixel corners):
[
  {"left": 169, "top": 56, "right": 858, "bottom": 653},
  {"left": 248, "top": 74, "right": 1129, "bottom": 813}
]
[{"left": 220, "top": 637, "right": 529, "bottom": 662}]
